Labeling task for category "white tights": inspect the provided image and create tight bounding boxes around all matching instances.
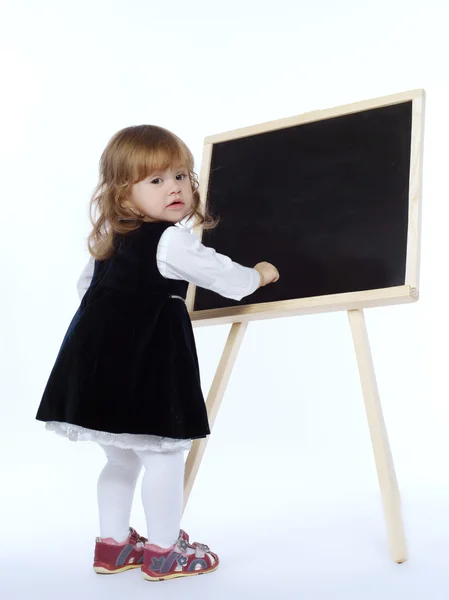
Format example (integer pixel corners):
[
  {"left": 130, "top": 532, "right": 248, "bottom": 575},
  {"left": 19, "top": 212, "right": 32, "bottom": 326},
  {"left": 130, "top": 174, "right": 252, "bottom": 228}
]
[{"left": 97, "top": 444, "right": 185, "bottom": 548}]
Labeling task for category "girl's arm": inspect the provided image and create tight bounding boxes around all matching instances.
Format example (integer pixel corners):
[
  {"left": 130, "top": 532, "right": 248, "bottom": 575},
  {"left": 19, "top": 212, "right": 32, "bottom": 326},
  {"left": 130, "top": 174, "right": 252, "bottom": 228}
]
[
  {"left": 157, "top": 226, "right": 262, "bottom": 301},
  {"left": 76, "top": 256, "right": 95, "bottom": 300}
]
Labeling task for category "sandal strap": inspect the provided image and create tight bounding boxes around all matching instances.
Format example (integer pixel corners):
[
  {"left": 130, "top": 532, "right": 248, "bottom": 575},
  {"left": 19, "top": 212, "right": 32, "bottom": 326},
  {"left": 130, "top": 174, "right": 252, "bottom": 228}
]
[
  {"left": 193, "top": 542, "right": 210, "bottom": 557},
  {"left": 129, "top": 528, "right": 147, "bottom": 545},
  {"left": 174, "top": 538, "right": 212, "bottom": 561}
]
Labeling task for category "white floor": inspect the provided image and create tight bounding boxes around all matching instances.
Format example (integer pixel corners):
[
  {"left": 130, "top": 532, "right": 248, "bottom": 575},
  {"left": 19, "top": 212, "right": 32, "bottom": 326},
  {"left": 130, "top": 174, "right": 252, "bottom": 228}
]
[{"left": 2, "top": 477, "right": 448, "bottom": 600}]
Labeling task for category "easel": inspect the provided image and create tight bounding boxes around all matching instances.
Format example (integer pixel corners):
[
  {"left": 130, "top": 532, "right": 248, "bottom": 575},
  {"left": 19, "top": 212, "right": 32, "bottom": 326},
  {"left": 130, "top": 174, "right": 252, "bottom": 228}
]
[
  {"left": 183, "top": 309, "right": 407, "bottom": 564},
  {"left": 182, "top": 88, "right": 424, "bottom": 565}
]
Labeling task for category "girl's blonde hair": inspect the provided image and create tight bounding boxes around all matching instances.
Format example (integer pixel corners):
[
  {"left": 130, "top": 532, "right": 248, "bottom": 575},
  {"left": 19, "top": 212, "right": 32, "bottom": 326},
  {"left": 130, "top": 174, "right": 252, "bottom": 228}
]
[{"left": 88, "top": 125, "right": 216, "bottom": 260}]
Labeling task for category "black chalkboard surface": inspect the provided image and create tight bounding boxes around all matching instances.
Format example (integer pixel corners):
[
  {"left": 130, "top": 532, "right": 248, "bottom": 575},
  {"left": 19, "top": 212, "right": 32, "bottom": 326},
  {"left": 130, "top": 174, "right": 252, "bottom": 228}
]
[{"left": 192, "top": 91, "right": 424, "bottom": 321}]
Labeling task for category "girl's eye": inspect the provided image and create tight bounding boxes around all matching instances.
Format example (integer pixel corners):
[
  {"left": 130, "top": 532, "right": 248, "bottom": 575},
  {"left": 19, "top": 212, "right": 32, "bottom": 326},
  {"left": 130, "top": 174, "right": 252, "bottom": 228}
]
[
  {"left": 151, "top": 178, "right": 162, "bottom": 184},
  {"left": 176, "top": 173, "right": 187, "bottom": 181}
]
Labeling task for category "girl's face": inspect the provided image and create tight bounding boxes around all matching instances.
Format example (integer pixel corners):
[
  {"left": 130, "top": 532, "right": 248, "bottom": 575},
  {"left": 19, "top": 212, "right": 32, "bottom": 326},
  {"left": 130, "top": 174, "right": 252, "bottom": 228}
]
[{"left": 128, "top": 166, "right": 193, "bottom": 223}]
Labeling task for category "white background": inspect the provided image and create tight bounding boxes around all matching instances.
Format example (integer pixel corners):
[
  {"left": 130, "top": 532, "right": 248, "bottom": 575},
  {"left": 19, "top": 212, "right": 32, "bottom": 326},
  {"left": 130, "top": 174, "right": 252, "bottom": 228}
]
[{"left": 1, "top": 0, "right": 448, "bottom": 598}]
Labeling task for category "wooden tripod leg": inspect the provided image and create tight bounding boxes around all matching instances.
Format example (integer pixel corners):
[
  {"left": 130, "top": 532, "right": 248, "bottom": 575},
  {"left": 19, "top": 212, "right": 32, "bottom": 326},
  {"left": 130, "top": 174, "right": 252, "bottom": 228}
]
[
  {"left": 347, "top": 309, "right": 407, "bottom": 563},
  {"left": 183, "top": 321, "right": 248, "bottom": 512}
]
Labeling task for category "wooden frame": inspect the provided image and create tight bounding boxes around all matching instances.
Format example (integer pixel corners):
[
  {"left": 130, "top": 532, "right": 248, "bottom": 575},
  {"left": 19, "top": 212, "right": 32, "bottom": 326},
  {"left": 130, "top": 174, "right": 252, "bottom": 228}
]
[{"left": 186, "top": 89, "right": 425, "bottom": 325}]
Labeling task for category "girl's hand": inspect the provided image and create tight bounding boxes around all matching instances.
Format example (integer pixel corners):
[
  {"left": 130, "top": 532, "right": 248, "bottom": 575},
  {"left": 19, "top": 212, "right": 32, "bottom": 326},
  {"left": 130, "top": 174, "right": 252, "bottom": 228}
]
[{"left": 254, "top": 262, "right": 280, "bottom": 288}]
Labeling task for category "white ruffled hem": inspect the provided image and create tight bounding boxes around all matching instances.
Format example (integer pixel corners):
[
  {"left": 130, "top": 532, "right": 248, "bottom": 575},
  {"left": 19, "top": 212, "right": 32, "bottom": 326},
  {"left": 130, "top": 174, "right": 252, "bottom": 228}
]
[{"left": 45, "top": 421, "right": 193, "bottom": 453}]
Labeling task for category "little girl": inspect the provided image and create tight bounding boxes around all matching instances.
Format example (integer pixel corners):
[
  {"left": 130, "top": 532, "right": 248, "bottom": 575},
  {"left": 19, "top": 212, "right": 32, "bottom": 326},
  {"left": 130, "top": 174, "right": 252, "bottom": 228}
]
[{"left": 36, "top": 124, "right": 279, "bottom": 582}]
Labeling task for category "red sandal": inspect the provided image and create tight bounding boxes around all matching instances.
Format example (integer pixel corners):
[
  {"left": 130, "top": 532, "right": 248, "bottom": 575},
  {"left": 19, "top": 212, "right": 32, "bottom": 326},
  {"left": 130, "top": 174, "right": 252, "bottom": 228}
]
[
  {"left": 93, "top": 528, "right": 189, "bottom": 574},
  {"left": 142, "top": 532, "right": 219, "bottom": 581}
]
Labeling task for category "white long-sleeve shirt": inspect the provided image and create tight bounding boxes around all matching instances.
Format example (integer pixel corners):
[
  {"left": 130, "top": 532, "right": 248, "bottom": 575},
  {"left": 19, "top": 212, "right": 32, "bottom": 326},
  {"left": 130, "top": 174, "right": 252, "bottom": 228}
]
[{"left": 77, "top": 225, "right": 261, "bottom": 302}]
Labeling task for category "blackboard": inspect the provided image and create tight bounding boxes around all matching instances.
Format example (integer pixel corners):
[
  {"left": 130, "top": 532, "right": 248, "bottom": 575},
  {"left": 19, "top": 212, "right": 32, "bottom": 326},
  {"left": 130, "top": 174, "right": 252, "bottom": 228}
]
[{"left": 191, "top": 90, "right": 424, "bottom": 323}]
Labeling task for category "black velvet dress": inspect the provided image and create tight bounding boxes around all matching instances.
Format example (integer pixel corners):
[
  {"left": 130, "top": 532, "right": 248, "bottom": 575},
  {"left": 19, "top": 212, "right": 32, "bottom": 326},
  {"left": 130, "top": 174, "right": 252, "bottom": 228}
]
[{"left": 36, "top": 222, "right": 210, "bottom": 440}]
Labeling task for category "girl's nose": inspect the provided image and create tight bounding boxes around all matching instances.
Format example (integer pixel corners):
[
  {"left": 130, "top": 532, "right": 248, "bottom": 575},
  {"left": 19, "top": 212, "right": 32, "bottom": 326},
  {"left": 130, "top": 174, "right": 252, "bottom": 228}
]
[{"left": 169, "top": 180, "right": 181, "bottom": 194}]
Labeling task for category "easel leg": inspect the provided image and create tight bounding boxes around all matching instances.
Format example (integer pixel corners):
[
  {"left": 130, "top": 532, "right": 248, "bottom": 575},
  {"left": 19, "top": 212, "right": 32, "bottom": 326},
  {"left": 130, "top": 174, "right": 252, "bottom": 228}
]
[
  {"left": 348, "top": 309, "right": 407, "bottom": 564},
  {"left": 183, "top": 321, "right": 248, "bottom": 512}
]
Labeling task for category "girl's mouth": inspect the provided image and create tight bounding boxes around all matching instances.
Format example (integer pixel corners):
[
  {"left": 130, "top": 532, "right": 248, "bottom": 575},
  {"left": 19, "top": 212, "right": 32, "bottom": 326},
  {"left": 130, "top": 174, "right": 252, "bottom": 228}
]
[{"left": 167, "top": 201, "right": 184, "bottom": 209}]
